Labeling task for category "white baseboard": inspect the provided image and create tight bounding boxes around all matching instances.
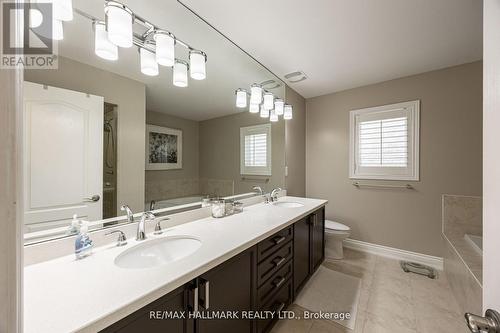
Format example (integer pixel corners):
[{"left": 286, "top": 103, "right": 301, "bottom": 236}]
[{"left": 343, "top": 238, "right": 444, "bottom": 271}]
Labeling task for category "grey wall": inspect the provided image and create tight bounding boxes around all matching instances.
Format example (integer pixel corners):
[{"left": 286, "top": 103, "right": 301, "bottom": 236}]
[
  {"left": 306, "top": 61, "right": 482, "bottom": 257},
  {"left": 199, "top": 111, "right": 286, "bottom": 195},
  {"left": 25, "top": 56, "right": 146, "bottom": 215},
  {"left": 145, "top": 111, "right": 200, "bottom": 201},
  {"left": 285, "top": 86, "right": 306, "bottom": 197}
]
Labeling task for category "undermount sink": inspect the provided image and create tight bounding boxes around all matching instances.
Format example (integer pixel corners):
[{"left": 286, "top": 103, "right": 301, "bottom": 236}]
[
  {"left": 114, "top": 236, "right": 202, "bottom": 269},
  {"left": 273, "top": 201, "right": 305, "bottom": 208}
]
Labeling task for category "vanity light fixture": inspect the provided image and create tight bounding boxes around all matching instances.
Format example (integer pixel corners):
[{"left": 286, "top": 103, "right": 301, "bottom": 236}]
[
  {"left": 249, "top": 103, "right": 259, "bottom": 113},
  {"left": 263, "top": 92, "right": 274, "bottom": 110},
  {"left": 274, "top": 99, "right": 284, "bottom": 116},
  {"left": 154, "top": 30, "right": 175, "bottom": 67},
  {"left": 53, "top": 0, "right": 74, "bottom": 22},
  {"left": 94, "top": 21, "right": 118, "bottom": 61},
  {"left": 260, "top": 105, "right": 270, "bottom": 118},
  {"left": 270, "top": 109, "right": 278, "bottom": 122},
  {"left": 250, "top": 84, "right": 263, "bottom": 105},
  {"left": 104, "top": 1, "right": 134, "bottom": 48},
  {"left": 173, "top": 59, "right": 189, "bottom": 87},
  {"left": 140, "top": 42, "right": 159, "bottom": 76},
  {"left": 235, "top": 89, "right": 248, "bottom": 108},
  {"left": 284, "top": 104, "right": 293, "bottom": 120},
  {"left": 189, "top": 50, "right": 207, "bottom": 80}
]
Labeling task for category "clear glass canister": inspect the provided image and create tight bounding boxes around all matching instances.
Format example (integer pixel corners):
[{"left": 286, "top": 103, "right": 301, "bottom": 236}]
[{"left": 211, "top": 199, "right": 226, "bottom": 218}]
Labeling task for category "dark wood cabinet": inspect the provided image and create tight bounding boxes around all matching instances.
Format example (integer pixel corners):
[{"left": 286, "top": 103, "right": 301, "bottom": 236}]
[
  {"left": 100, "top": 284, "right": 193, "bottom": 333},
  {"left": 311, "top": 207, "right": 325, "bottom": 271},
  {"left": 196, "top": 248, "right": 256, "bottom": 333},
  {"left": 102, "top": 205, "right": 325, "bottom": 333},
  {"left": 293, "top": 217, "right": 310, "bottom": 294}
]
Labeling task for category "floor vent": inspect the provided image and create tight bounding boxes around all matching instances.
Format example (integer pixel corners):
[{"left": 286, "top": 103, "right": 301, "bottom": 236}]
[{"left": 400, "top": 261, "right": 437, "bottom": 279}]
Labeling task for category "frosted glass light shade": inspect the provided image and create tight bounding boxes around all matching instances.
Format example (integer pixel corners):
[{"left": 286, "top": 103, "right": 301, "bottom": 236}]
[
  {"left": 94, "top": 21, "right": 118, "bottom": 61},
  {"left": 140, "top": 45, "right": 159, "bottom": 76},
  {"left": 274, "top": 99, "right": 284, "bottom": 116},
  {"left": 53, "top": 0, "right": 73, "bottom": 22},
  {"left": 173, "top": 59, "right": 189, "bottom": 87},
  {"left": 105, "top": 2, "right": 133, "bottom": 48},
  {"left": 52, "top": 19, "right": 63, "bottom": 40},
  {"left": 154, "top": 31, "right": 175, "bottom": 66},
  {"left": 263, "top": 92, "right": 274, "bottom": 110},
  {"left": 236, "top": 89, "right": 247, "bottom": 108},
  {"left": 270, "top": 110, "right": 278, "bottom": 122},
  {"left": 249, "top": 104, "right": 259, "bottom": 113},
  {"left": 189, "top": 50, "right": 207, "bottom": 80},
  {"left": 284, "top": 104, "right": 293, "bottom": 120},
  {"left": 250, "top": 84, "right": 263, "bottom": 104},
  {"left": 260, "top": 105, "right": 269, "bottom": 118}
]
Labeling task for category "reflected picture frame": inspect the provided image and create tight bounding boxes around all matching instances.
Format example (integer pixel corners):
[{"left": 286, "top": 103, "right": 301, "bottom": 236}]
[{"left": 146, "top": 124, "right": 183, "bottom": 170}]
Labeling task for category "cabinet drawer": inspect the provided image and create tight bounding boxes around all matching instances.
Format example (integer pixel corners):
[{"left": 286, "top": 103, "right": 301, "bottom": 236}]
[
  {"left": 257, "top": 261, "right": 292, "bottom": 307},
  {"left": 257, "top": 226, "right": 293, "bottom": 262},
  {"left": 257, "top": 279, "right": 293, "bottom": 333},
  {"left": 257, "top": 241, "right": 293, "bottom": 287}
]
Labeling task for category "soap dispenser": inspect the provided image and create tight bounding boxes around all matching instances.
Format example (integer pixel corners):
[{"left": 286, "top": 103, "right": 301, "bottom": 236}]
[
  {"left": 66, "top": 214, "right": 80, "bottom": 235},
  {"left": 75, "top": 220, "right": 93, "bottom": 259}
]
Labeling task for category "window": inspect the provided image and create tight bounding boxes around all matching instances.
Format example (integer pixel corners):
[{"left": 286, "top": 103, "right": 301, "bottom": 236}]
[
  {"left": 349, "top": 100, "right": 420, "bottom": 180},
  {"left": 240, "top": 124, "right": 272, "bottom": 176}
]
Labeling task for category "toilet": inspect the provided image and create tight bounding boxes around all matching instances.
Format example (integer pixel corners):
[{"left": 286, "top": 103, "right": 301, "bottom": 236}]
[{"left": 325, "top": 220, "right": 351, "bottom": 259}]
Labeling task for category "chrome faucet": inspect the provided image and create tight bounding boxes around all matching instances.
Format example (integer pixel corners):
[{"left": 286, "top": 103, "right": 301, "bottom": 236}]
[
  {"left": 252, "top": 186, "right": 264, "bottom": 195},
  {"left": 149, "top": 200, "right": 156, "bottom": 211},
  {"left": 120, "top": 205, "right": 134, "bottom": 223},
  {"left": 137, "top": 211, "right": 155, "bottom": 241},
  {"left": 270, "top": 188, "right": 282, "bottom": 202}
]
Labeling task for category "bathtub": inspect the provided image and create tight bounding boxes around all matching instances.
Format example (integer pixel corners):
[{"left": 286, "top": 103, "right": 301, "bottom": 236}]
[{"left": 464, "top": 234, "right": 483, "bottom": 255}]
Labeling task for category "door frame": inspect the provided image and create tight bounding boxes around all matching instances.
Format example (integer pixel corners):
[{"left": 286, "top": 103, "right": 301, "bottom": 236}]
[{"left": 0, "top": 1, "right": 23, "bottom": 332}]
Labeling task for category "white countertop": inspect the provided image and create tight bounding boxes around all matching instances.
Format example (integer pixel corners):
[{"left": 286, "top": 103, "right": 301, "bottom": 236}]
[{"left": 24, "top": 196, "right": 327, "bottom": 333}]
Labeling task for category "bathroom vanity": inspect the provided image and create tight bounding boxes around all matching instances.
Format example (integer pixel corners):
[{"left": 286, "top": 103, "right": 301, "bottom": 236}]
[{"left": 24, "top": 197, "right": 327, "bottom": 333}]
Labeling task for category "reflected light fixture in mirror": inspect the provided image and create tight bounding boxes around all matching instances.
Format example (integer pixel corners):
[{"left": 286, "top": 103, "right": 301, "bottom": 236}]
[
  {"left": 140, "top": 42, "right": 159, "bottom": 76},
  {"left": 274, "top": 99, "right": 284, "bottom": 116},
  {"left": 53, "top": 0, "right": 74, "bottom": 22},
  {"left": 249, "top": 103, "right": 259, "bottom": 113},
  {"left": 250, "top": 84, "right": 263, "bottom": 104},
  {"left": 189, "top": 50, "right": 207, "bottom": 80},
  {"left": 284, "top": 104, "right": 293, "bottom": 120},
  {"left": 236, "top": 88, "right": 248, "bottom": 108},
  {"left": 173, "top": 59, "right": 189, "bottom": 87},
  {"left": 263, "top": 92, "right": 274, "bottom": 110},
  {"left": 154, "top": 30, "right": 175, "bottom": 66},
  {"left": 94, "top": 21, "right": 118, "bottom": 61},
  {"left": 260, "top": 105, "right": 270, "bottom": 118},
  {"left": 104, "top": 1, "right": 134, "bottom": 48},
  {"left": 270, "top": 109, "right": 278, "bottom": 122}
]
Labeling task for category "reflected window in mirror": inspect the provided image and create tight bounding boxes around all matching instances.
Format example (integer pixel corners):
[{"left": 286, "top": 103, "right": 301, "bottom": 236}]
[{"left": 240, "top": 124, "right": 272, "bottom": 176}]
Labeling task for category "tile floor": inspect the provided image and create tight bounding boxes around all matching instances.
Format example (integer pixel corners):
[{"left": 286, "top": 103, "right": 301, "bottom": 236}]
[{"left": 271, "top": 249, "right": 469, "bottom": 333}]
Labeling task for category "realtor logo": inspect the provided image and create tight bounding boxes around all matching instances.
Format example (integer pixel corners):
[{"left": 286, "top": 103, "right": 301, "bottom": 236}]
[{"left": 1, "top": 1, "right": 58, "bottom": 69}]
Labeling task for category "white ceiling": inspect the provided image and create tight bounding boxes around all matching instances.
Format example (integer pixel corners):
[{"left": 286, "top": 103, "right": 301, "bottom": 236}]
[
  {"left": 59, "top": 0, "right": 284, "bottom": 121},
  {"left": 180, "top": 0, "right": 483, "bottom": 98}
]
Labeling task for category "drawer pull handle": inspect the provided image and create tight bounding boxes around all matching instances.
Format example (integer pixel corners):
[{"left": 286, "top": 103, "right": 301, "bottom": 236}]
[
  {"left": 275, "top": 302, "right": 285, "bottom": 313},
  {"left": 273, "top": 276, "right": 286, "bottom": 288},
  {"left": 273, "top": 236, "right": 286, "bottom": 245},
  {"left": 273, "top": 256, "right": 286, "bottom": 267}
]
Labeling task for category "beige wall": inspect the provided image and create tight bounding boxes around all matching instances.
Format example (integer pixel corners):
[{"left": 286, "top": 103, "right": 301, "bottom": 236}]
[
  {"left": 199, "top": 111, "right": 286, "bottom": 195},
  {"left": 145, "top": 111, "right": 200, "bottom": 201},
  {"left": 285, "top": 86, "right": 306, "bottom": 196},
  {"left": 25, "top": 57, "right": 146, "bottom": 215},
  {"left": 306, "top": 61, "right": 482, "bottom": 256}
]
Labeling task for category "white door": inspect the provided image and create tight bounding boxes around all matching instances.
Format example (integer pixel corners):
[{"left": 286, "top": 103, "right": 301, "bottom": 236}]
[
  {"left": 23, "top": 82, "right": 104, "bottom": 233},
  {"left": 464, "top": 1, "right": 500, "bottom": 331}
]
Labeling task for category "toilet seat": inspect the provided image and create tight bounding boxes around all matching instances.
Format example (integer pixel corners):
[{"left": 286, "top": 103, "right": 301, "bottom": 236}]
[{"left": 325, "top": 220, "right": 350, "bottom": 232}]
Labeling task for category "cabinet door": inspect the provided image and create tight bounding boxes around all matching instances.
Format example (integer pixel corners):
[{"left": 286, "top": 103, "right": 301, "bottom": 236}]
[
  {"left": 311, "top": 207, "right": 325, "bottom": 271},
  {"left": 197, "top": 247, "right": 256, "bottom": 333},
  {"left": 100, "top": 284, "right": 193, "bottom": 333},
  {"left": 293, "top": 217, "right": 310, "bottom": 295}
]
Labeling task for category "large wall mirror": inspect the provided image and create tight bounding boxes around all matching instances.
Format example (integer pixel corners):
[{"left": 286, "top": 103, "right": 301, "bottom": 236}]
[{"left": 23, "top": 0, "right": 288, "bottom": 244}]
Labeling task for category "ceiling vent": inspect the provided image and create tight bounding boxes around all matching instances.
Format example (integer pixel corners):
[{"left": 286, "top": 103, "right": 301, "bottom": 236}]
[{"left": 284, "top": 71, "right": 308, "bottom": 83}]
